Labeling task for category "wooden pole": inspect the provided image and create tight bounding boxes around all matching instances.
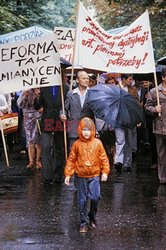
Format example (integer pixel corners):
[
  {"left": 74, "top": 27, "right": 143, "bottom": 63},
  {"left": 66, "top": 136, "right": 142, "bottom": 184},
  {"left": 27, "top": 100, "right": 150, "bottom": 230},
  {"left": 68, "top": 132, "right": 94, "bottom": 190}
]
[
  {"left": 70, "top": 0, "right": 80, "bottom": 91},
  {"left": 153, "top": 71, "right": 161, "bottom": 116},
  {"left": 36, "top": 119, "right": 41, "bottom": 135},
  {"left": 60, "top": 69, "right": 68, "bottom": 161},
  {"left": 147, "top": 9, "right": 161, "bottom": 116},
  {"left": 0, "top": 119, "right": 9, "bottom": 166},
  {"left": 97, "top": 73, "right": 100, "bottom": 84}
]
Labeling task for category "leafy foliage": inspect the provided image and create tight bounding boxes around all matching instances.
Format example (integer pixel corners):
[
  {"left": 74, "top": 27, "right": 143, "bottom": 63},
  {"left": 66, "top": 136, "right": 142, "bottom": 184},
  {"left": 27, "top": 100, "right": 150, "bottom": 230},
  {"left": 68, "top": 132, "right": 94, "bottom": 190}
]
[
  {"left": 0, "top": 0, "right": 165, "bottom": 60},
  {"left": 0, "top": 0, "right": 76, "bottom": 34},
  {"left": 0, "top": 4, "right": 27, "bottom": 33},
  {"left": 87, "top": 0, "right": 166, "bottom": 59}
]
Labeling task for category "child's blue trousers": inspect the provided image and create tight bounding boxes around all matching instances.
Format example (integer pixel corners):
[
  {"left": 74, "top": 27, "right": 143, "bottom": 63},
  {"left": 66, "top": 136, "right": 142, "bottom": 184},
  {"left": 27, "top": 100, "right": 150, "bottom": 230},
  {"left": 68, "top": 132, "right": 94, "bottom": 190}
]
[{"left": 77, "top": 176, "right": 101, "bottom": 227}]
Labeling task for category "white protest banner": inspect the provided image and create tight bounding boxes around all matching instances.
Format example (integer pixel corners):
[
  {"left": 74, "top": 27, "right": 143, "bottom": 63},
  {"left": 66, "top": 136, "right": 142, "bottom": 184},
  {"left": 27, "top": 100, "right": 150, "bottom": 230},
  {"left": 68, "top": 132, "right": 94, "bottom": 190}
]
[
  {"left": 0, "top": 34, "right": 61, "bottom": 94},
  {"left": 0, "top": 26, "right": 52, "bottom": 45},
  {"left": 54, "top": 27, "right": 75, "bottom": 63},
  {"left": 74, "top": 3, "right": 155, "bottom": 73}
]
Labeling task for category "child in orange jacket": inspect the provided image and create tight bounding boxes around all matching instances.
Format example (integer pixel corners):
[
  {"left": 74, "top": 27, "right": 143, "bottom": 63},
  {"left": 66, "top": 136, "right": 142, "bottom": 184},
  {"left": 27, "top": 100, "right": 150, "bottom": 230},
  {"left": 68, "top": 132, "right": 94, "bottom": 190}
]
[{"left": 64, "top": 117, "right": 110, "bottom": 233}]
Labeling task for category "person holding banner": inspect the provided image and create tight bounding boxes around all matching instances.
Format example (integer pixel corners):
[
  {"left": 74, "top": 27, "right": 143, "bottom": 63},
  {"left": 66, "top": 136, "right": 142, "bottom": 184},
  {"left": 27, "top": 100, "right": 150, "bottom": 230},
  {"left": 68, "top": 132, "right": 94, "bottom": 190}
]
[
  {"left": 60, "top": 70, "right": 94, "bottom": 150},
  {"left": 145, "top": 68, "right": 166, "bottom": 184},
  {"left": 17, "top": 88, "right": 42, "bottom": 170},
  {"left": 34, "top": 84, "right": 69, "bottom": 185}
]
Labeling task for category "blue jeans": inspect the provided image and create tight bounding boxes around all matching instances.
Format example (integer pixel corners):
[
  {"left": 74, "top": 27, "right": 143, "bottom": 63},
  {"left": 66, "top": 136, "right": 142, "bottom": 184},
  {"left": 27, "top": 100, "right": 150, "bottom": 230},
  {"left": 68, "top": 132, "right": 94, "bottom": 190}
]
[{"left": 77, "top": 176, "right": 100, "bottom": 227}]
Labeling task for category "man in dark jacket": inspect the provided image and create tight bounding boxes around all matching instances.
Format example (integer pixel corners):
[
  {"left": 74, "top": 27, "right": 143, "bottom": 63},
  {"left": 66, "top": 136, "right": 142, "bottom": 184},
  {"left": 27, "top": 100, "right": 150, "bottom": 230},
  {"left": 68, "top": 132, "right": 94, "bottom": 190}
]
[
  {"left": 34, "top": 84, "right": 69, "bottom": 185},
  {"left": 145, "top": 68, "right": 166, "bottom": 184},
  {"left": 60, "top": 70, "right": 94, "bottom": 150}
]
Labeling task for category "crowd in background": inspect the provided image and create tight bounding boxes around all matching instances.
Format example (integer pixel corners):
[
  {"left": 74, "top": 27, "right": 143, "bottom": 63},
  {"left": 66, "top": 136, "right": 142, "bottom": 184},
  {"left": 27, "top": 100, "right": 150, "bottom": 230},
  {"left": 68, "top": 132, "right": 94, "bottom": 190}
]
[{"left": 0, "top": 68, "right": 166, "bottom": 185}]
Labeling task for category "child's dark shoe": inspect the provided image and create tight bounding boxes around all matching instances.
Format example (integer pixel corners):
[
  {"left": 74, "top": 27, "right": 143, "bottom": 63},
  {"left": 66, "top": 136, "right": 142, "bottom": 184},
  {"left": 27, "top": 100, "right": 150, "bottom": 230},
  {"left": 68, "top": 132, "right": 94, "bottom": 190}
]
[{"left": 89, "top": 220, "right": 97, "bottom": 229}]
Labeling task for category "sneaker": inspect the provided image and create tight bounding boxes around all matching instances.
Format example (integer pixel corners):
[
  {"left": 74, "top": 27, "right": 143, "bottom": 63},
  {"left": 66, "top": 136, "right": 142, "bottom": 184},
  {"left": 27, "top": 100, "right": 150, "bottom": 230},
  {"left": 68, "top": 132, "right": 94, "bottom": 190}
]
[
  {"left": 114, "top": 162, "right": 123, "bottom": 172},
  {"left": 79, "top": 225, "right": 88, "bottom": 233}
]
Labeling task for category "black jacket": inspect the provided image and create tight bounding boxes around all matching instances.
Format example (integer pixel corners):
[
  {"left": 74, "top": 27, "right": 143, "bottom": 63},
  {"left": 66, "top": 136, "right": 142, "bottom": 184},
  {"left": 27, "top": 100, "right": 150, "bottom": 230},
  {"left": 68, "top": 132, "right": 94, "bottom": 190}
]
[{"left": 34, "top": 85, "right": 69, "bottom": 132}]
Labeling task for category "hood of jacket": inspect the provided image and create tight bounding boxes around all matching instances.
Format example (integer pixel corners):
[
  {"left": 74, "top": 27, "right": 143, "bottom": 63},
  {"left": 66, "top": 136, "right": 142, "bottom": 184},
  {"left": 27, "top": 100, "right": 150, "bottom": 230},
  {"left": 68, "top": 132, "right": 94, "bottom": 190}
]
[{"left": 78, "top": 117, "right": 96, "bottom": 141}]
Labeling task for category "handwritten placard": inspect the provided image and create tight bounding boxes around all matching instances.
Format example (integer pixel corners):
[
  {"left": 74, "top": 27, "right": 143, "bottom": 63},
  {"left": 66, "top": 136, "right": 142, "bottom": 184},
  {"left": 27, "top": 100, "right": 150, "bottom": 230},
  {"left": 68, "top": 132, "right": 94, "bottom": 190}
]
[
  {"left": 54, "top": 27, "right": 75, "bottom": 63},
  {"left": 0, "top": 34, "right": 61, "bottom": 94},
  {"left": 75, "top": 3, "right": 155, "bottom": 73},
  {"left": 0, "top": 26, "right": 52, "bottom": 44}
]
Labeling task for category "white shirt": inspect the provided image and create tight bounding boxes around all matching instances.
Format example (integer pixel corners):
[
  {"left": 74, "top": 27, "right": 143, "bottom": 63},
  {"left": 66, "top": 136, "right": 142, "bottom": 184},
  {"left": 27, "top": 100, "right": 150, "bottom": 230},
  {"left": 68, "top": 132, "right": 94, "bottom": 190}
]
[
  {"left": 73, "top": 87, "right": 89, "bottom": 108},
  {"left": 122, "top": 86, "right": 128, "bottom": 92}
]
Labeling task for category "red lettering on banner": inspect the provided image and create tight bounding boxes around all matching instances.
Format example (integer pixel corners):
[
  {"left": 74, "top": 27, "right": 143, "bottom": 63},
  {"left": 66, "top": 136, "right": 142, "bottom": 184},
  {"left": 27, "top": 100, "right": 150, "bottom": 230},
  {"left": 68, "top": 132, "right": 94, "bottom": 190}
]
[
  {"left": 124, "top": 25, "right": 142, "bottom": 37},
  {"left": 82, "top": 27, "right": 96, "bottom": 37},
  {"left": 85, "top": 16, "right": 112, "bottom": 39},
  {"left": 106, "top": 54, "right": 149, "bottom": 69},
  {"left": 93, "top": 44, "right": 125, "bottom": 58},
  {"left": 82, "top": 38, "right": 96, "bottom": 48},
  {"left": 77, "top": 7, "right": 153, "bottom": 72},
  {"left": 141, "top": 52, "right": 148, "bottom": 65},
  {"left": 86, "top": 16, "right": 92, "bottom": 23},
  {"left": 118, "top": 32, "right": 149, "bottom": 49},
  {"left": 58, "top": 43, "right": 74, "bottom": 50},
  {"left": 82, "top": 27, "right": 115, "bottom": 49},
  {"left": 113, "top": 35, "right": 123, "bottom": 40}
]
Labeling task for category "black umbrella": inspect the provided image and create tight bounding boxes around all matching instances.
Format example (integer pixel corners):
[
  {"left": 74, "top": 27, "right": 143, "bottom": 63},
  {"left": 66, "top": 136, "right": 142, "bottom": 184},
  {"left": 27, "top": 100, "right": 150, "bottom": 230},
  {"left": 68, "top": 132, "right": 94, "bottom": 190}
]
[
  {"left": 87, "top": 84, "right": 143, "bottom": 128},
  {"left": 60, "top": 57, "right": 72, "bottom": 69},
  {"left": 157, "top": 56, "right": 166, "bottom": 65}
]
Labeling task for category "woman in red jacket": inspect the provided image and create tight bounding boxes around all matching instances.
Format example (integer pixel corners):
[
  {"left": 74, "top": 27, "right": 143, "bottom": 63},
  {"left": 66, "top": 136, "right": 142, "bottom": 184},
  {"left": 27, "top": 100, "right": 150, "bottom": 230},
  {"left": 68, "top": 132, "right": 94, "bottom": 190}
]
[{"left": 64, "top": 117, "right": 110, "bottom": 233}]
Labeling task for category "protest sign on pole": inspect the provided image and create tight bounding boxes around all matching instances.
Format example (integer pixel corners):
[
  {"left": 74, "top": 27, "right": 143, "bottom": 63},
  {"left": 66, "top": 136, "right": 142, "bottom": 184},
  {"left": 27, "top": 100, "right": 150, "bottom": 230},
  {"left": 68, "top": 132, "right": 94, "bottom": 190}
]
[
  {"left": 0, "top": 34, "right": 61, "bottom": 94},
  {"left": 0, "top": 120, "right": 9, "bottom": 166},
  {"left": 70, "top": 0, "right": 81, "bottom": 90},
  {"left": 54, "top": 26, "right": 127, "bottom": 66},
  {"left": 74, "top": 3, "right": 156, "bottom": 74},
  {"left": 0, "top": 26, "right": 52, "bottom": 45},
  {"left": 54, "top": 27, "right": 75, "bottom": 63}
]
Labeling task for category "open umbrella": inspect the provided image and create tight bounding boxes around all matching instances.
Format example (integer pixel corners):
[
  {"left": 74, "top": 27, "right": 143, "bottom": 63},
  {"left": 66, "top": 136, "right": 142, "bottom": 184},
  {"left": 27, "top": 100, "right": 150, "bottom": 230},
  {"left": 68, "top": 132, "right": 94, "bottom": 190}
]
[
  {"left": 60, "top": 57, "right": 72, "bottom": 69},
  {"left": 87, "top": 84, "right": 143, "bottom": 128},
  {"left": 157, "top": 56, "right": 166, "bottom": 65}
]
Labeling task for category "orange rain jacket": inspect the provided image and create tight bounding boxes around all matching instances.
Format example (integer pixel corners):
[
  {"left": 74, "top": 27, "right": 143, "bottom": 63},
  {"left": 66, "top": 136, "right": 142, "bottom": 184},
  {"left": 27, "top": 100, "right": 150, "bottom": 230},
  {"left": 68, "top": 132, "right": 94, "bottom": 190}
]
[{"left": 64, "top": 117, "right": 110, "bottom": 178}]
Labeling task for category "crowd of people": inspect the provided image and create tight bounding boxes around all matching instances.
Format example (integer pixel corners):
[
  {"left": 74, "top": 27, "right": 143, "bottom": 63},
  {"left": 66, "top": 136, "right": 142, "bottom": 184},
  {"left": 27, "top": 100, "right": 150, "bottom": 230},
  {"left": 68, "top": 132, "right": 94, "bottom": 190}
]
[{"left": 0, "top": 68, "right": 166, "bottom": 233}]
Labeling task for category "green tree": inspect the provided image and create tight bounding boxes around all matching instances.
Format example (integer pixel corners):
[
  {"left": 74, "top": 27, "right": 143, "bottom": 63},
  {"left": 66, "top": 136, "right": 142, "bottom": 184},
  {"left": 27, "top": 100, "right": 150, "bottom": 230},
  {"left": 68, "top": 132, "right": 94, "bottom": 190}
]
[
  {"left": 0, "top": 0, "right": 76, "bottom": 34},
  {"left": 87, "top": 0, "right": 166, "bottom": 59},
  {"left": 0, "top": 1, "right": 27, "bottom": 34}
]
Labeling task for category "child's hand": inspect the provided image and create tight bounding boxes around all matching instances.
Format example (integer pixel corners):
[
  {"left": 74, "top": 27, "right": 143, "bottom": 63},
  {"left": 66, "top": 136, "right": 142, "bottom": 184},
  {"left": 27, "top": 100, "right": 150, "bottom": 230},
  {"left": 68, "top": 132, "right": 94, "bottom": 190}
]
[
  {"left": 64, "top": 176, "right": 70, "bottom": 185},
  {"left": 101, "top": 173, "right": 108, "bottom": 182}
]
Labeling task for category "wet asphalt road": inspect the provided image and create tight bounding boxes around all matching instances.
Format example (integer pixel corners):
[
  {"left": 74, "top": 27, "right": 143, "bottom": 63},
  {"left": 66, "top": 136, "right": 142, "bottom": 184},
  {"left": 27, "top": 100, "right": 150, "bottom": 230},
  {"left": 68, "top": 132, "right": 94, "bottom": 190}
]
[{"left": 0, "top": 153, "right": 166, "bottom": 250}]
